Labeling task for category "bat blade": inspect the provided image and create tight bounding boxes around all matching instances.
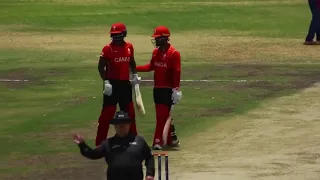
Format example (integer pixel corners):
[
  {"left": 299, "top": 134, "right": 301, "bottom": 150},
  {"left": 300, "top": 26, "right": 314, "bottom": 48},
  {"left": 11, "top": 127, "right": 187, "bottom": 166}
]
[
  {"left": 162, "top": 105, "right": 174, "bottom": 146},
  {"left": 133, "top": 84, "right": 146, "bottom": 116}
]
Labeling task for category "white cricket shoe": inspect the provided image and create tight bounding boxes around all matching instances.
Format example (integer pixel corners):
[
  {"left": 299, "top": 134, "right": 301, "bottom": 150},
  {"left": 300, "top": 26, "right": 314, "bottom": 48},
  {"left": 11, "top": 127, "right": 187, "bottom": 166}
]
[
  {"left": 171, "top": 139, "right": 180, "bottom": 147},
  {"left": 152, "top": 144, "right": 163, "bottom": 150}
]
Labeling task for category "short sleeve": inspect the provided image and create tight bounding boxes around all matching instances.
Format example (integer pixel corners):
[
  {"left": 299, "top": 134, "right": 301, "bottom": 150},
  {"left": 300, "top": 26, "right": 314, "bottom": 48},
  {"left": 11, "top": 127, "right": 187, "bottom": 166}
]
[
  {"left": 128, "top": 43, "right": 134, "bottom": 58},
  {"left": 130, "top": 43, "right": 135, "bottom": 54},
  {"left": 101, "top": 45, "right": 111, "bottom": 59}
]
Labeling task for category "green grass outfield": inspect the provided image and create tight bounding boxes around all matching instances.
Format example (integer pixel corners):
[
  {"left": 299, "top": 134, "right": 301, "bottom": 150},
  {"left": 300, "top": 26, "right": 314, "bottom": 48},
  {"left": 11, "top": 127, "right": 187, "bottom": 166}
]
[{"left": 1, "top": 0, "right": 320, "bottom": 179}]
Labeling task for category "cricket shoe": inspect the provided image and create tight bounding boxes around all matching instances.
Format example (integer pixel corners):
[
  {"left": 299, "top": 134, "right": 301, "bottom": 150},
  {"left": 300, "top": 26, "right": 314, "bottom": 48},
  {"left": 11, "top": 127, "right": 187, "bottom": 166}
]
[
  {"left": 171, "top": 139, "right": 180, "bottom": 147},
  {"left": 152, "top": 144, "right": 163, "bottom": 150},
  {"left": 303, "top": 41, "right": 318, "bottom": 45}
]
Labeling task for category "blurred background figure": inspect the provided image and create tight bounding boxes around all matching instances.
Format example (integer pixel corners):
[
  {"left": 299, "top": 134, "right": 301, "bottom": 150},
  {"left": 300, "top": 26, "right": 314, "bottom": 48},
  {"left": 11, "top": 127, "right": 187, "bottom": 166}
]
[{"left": 304, "top": 0, "right": 320, "bottom": 45}]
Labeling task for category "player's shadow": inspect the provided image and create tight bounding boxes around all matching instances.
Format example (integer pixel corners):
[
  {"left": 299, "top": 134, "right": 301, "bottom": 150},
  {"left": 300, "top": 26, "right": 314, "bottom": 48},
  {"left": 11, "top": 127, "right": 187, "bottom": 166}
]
[{"left": 162, "top": 146, "right": 180, "bottom": 151}]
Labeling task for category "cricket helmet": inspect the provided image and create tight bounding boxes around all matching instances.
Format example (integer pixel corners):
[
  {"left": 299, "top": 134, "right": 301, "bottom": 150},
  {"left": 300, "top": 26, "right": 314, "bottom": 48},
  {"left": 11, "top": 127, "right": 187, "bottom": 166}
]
[
  {"left": 151, "top": 26, "right": 170, "bottom": 38},
  {"left": 110, "top": 111, "right": 133, "bottom": 125},
  {"left": 151, "top": 26, "right": 170, "bottom": 47},
  {"left": 110, "top": 22, "right": 126, "bottom": 34},
  {"left": 110, "top": 22, "right": 127, "bottom": 41}
]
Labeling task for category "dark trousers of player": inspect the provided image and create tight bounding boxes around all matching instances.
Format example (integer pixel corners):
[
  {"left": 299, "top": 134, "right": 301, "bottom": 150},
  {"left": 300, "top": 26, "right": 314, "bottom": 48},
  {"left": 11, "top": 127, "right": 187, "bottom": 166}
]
[
  {"left": 95, "top": 80, "right": 137, "bottom": 146},
  {"left": 153, "top": 88, "right": 178, "bottom": 146},
  {"left": 306, "top": 0, "right": 320, "bottom": 41}
]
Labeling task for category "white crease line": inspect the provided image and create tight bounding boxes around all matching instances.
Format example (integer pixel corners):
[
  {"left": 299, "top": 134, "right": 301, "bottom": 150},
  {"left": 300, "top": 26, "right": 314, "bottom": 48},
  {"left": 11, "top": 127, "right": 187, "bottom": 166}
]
[
  {"left": 1, "top": 79, "right": 30, "bottom": 82},
  {"left": 0, "top": 79, "right": 272, "bottom": 82}
]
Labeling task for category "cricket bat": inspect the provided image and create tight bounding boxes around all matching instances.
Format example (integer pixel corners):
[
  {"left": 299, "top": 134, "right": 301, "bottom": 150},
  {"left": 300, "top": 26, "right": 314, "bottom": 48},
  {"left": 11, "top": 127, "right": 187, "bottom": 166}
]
[
  {"left": 133, "top": 83, "right": 146, "bottom": 116},
  {"left": 162, "top": 105, "right": 174, "bottom": 146},
  {"left": 130, "top": 71, "right": 145, "bottom": 116}
]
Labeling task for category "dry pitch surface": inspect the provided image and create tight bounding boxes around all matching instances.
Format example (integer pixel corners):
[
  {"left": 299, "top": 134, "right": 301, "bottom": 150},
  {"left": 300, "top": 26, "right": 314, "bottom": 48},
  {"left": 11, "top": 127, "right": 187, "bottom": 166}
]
[{"left": 169, "top": 83, "right": 320, "bottom": 180}]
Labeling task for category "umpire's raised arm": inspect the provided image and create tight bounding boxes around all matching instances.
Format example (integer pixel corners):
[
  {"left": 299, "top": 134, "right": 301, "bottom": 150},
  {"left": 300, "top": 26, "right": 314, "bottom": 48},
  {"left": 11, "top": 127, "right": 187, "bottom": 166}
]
[{"left": 73, "top": 133, "right": 107, "bottom": 160}]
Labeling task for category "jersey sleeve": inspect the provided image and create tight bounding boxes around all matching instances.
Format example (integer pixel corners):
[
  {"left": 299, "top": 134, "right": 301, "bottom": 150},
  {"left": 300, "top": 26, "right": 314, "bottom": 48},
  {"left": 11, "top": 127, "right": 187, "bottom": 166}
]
[
  {"left": 172, "top": 50, "right": 181, "bottom": 89},
  {"left": 100, "top": 45, "right": 111, "bottom": 60},
  {"left": 129, "top": 43, "right": 134, "bottom": 58},
  {"left": 78, "top": 140, "right": 107, "bottom": 160},
  {"left": 140, "top": 137, "right": 155, "bottom": 177},
  {"left": 136, "top": 50, "right": 155, "bottom": 72}
]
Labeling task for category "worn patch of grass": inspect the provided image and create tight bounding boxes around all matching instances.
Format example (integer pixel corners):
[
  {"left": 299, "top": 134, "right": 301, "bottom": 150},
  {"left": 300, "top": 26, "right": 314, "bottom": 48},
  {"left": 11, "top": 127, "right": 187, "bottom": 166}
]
[
  {"left": 2, "top": 32, "right": 319, "bottom": 67},
  {"left": 0, "top": 0, "right": 310, "bottom": 38}
]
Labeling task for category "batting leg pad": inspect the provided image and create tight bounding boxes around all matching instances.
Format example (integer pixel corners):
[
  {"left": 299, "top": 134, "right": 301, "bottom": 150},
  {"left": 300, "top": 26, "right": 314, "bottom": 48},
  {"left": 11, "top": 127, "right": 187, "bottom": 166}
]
[
  {"left": 153, "top": 104, "right": 170, "bottom": 146},
  {"left": 165, "top": 123, "right": 173, "bottom": 145},
  {"left": 95, "top": 106, "right": 116, "bottom": 146},
  {"left": 170, "top": 119, "right": 177, "bottom": 136}
]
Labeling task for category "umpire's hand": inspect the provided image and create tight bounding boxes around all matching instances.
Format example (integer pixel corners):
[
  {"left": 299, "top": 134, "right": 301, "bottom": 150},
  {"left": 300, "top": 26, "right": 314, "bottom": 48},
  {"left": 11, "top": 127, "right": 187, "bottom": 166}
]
[{"left": 72, "top": 133, "right": 84, "bottom": 144}]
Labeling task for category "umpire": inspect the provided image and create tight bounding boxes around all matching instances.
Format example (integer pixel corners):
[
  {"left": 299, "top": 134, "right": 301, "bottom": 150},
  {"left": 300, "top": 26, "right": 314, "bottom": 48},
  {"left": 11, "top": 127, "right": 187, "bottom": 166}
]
[
  {"left": 304, "top": 0, "right": 320, "bottom": 45},
  {"left": 72, "top": 111, "right": 155, "bottom": 180}
]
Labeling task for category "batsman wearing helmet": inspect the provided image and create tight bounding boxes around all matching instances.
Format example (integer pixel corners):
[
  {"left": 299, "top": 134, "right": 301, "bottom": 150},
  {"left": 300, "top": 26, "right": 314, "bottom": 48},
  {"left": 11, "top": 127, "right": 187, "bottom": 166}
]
[
  {"left": 136, "top": 26, "right": 182, "bottom": 150},
  {"left": 96, "top": 22, "right": 141, "bottom": 146}
]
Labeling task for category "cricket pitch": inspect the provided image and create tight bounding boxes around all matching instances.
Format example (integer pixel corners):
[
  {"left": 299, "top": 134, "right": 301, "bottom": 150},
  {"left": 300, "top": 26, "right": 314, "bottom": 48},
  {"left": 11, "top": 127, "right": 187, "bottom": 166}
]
[{"left": 168, "top": 83, "right": 320, "bottom": 180}]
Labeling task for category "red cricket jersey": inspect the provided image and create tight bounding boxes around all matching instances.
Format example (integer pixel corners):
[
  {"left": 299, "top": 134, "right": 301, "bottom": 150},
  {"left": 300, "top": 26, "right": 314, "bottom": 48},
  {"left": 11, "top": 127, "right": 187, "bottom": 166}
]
[
  {"left": 100, "top": 42, "right": 134, "bottom": 81},
  {"left": 136, "top": 44, "right": 181, "bottom": 88}
]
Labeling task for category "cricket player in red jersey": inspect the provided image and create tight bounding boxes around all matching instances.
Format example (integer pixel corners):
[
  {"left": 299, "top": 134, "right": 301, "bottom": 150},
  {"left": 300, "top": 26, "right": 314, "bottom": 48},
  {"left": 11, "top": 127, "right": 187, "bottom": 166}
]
[
  {"left": 136, "top": 26, "right": 182, "bottom": 150},
  {"left": 96, "top": 22, "right": 141, "bottom": 146}
]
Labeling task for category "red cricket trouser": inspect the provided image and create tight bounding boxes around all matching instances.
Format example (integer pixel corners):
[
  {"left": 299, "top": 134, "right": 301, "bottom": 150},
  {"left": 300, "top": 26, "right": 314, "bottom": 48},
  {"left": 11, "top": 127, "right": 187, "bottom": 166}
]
[
  {"left": 152, "top": 88, "right": 173, "bottom": 146},
  {"left": 153, "top": 104, "right": 172, "bottom": 146}
]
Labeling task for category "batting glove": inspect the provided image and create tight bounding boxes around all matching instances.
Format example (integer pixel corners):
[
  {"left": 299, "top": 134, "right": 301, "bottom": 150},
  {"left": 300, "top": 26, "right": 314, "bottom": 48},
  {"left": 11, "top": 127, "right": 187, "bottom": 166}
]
[
  {"left": 103, "top": 80, "right": 112, "bottom": 96},
  {"left": 131, "top": 74, "right": 141, "bottom": 85},
  {"left": 172, "top": 88, "right": 182, "bottom": 104}
]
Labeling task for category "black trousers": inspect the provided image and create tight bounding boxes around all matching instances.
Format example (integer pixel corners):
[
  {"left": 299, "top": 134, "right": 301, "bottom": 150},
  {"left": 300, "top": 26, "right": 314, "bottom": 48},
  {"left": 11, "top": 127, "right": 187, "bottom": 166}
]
[
  {"left": 153, "top": 88, "right": 173, "bottom": 107},
  {"left": 306, "top": 0, "right": 320, "bottom": 41},
  {"left": 102, "top": 80, "right": 133, "bottom": 110}
]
